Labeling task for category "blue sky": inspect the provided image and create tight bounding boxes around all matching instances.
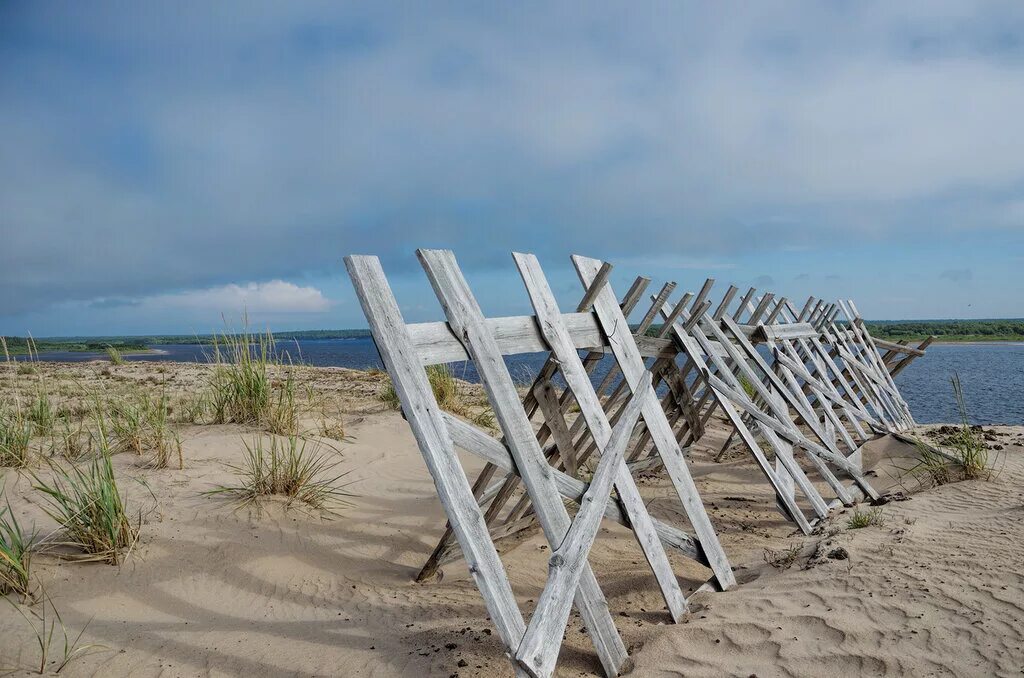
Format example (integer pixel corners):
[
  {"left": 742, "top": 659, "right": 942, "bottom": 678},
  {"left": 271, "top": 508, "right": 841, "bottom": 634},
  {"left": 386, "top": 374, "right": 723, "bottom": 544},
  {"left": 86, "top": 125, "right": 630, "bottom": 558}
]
[{"left": 2, "top": 1, "right": 1023, "bottom": 337}]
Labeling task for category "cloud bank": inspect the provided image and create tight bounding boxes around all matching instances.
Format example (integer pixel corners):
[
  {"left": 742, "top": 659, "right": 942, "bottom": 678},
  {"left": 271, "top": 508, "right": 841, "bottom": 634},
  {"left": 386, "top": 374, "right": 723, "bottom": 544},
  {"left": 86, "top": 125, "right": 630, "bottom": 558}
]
[{"left": 1, "top": 1, "right": 1023, "bottom": 330}]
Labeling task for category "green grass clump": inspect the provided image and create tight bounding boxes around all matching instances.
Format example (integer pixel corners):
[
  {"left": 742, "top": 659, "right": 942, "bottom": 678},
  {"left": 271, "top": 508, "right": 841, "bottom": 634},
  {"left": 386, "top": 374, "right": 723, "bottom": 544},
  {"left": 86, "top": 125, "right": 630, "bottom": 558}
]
[
  {"left": 846, "top": 507, "right": 885, "bottom": 529},
  {"left": 947, "top": 373, "right": 989, "bottom": 479},
  {"left": 378, "top": 377, "right": 400, "bottom": 410},
  {"left": 31, "top": 453, "right": 138, "bottom": 564},
  {"left": 105, "top": 346, "right": 125, "bottom": 365},
  {"left": 737, "top": 374, "right": 758, "bottom": 401},
  {"left": 207, "top": 434, "right": 350, "bottom": 511},
  {"left": 28, "top": 391, "right": 56, "bottom": 437},
  {"left": 0, "top": 498, "right": 35, "bottom": 597},
  {"left": 107, "top": 391, "right": 181, "bottom": 468},
  {"left": 426, "top": 364, "right": 460, "bottom": 412},
  {"left": 378, "top": 365, "right": 472, "bottom": 418},
  {"left": 907, "top": 373, "right": 992, "bottom": 488},
  {"left": 1, "top": 401, "right": 33, "bottom": 468},
  {"left": 208, "top": 327, "right": 298, "bottom": 435}
]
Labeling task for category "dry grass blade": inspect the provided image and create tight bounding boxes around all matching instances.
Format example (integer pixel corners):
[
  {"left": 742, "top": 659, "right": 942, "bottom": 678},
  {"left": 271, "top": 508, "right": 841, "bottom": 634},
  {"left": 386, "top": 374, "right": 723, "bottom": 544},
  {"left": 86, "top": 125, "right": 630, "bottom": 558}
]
[{"left": 5, "top": 591, "right": 105, "bottom": 674}]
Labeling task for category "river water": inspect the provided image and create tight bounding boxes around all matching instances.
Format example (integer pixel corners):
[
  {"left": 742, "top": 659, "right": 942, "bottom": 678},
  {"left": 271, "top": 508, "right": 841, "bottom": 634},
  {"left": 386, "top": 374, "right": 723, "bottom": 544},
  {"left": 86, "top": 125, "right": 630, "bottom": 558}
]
[{"left": 30, "top": 339, "right": 1024, "bottom": 425}]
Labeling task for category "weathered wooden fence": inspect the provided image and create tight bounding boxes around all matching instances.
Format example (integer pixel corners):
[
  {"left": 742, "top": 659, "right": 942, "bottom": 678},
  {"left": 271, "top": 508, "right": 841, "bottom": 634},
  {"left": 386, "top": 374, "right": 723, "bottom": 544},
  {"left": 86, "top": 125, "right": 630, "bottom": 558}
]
[{"left": 345, "top": 249, "right": 928, "bottom": 677}]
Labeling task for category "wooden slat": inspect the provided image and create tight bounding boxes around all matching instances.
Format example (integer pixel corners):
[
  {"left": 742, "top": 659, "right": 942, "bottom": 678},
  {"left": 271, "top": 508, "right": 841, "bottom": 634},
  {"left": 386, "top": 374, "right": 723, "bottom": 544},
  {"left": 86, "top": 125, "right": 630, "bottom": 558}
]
[
  {"left": 442, "top": 414, "right": 703, "bottom": 560},
  {"left": 418, "top": 249, "right": 628, "bottom": 677},
  {"left": 343, "top": 255, "right": 528, "bottom": 665},
  {"left": 573, "top": 255, "right": 736, "bottom": 589},
  {"left": 514, "top": 252, "right": 690, "bottom": 621},
  {"left": 515, "top": 379, "right": 648, "bottom": 677}
]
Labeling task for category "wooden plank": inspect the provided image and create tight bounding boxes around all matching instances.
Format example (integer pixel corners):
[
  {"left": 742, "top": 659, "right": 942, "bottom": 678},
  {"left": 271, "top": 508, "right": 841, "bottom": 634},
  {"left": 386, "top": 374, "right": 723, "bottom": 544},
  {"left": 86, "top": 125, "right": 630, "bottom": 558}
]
[
  {"left": 732, "top": 287, "right": 757, "bottom": 321},
  {"left": 514, "top": 252, "right": 690, "bottom": 621},
  {"left": 418, "top": 249, "right": 628, "bottom": 677},
  {"left": 713, "top": 285, "right": 739, "bottom": 320},
  {"left": 408, "top": 311, "right": 674, "bottom": 365},
  {"left": 442, "top": 414, "right": 704, "bottom": 560},
  {"left": 574, "top": 255, "right": 737, "bottom": 589},
  {"left": 756, "top": 322, "right": 819, "bottom": 341},
  {"left": 532, "top": 381, "right": 578, "bottom": 477},
  {"left": 716, "top": 316, "right": 879, "bottom": 499},
  {"left": 515, "top": 381, "right": 648, "bottom": 677},
  {"left": 343, "top": 255, "right": 528, "bottom": 664}
]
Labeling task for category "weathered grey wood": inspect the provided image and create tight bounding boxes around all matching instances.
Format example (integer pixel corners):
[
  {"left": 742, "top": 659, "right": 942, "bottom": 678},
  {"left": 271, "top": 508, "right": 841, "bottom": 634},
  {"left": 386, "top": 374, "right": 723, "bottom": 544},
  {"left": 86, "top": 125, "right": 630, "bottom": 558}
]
[
  {"left": 442, "top": 414, "right": 704, "bottom": 560},
  {"left": 574, "top": 255, "right": 736, "bottom": 589},
  {"left": 764, "top": 296, "right": 788, "bottom": 325},
  {"left": 408, "top": 312, "right": 675, "bottom": 366},
  {"left": 872, "top": 336, "right": 926, "bottom": 356},
  {"left": 667, "top": 313, "right": 817, "bottom": 532},
  {"left": 732, "top": 287, "right": 757, "bottom": 321},
  {"left": 716, "top": 316, "right": 878, "bottom": 499},
  {"left": 890, "top": 336, "right": 934, "bottom": 377},
  {"left": 418, "top": 249, "right": 627, "bottom": 677},
  {"left": 344, "top": 255, "right": 528, "bottom": 665},
  {"left": 514, "top": 252, "right": 690, "bottom": 621},
  {"left": 756, "top": 322, "right": 819, "bottom": 342},
  {"left": 532, "top": 381, "right": 578, "bottom": 477},
  {"left": 515, "top": 379, "right": 648, "bottom": 678},
  {"left": 713, "top": 285, "right": 739, "bottom": 320}
]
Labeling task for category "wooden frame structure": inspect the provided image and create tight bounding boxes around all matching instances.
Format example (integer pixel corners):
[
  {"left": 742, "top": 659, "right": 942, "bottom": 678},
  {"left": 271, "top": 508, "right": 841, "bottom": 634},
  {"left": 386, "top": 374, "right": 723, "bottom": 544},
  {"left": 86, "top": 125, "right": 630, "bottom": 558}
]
[{"left": 346, "top": 249, "right": 930, "bottom": 676}]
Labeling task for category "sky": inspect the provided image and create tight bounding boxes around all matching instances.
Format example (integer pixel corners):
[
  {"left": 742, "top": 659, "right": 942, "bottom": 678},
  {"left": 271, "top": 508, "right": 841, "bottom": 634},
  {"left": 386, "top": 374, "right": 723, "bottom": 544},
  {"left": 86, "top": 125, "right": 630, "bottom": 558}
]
[{"left": 2, "top": 1, "right": 1023, "bottom": 337}]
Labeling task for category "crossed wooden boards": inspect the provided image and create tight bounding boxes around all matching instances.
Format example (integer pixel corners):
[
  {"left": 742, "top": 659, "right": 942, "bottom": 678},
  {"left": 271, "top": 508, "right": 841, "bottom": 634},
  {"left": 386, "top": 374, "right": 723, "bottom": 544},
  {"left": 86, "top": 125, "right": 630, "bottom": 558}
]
[
  {"left": 346, "top": 250, "right": 919, "bottom": 676},
  {"left": 347, "top": 250, "right": 736, "bottom": 677}
]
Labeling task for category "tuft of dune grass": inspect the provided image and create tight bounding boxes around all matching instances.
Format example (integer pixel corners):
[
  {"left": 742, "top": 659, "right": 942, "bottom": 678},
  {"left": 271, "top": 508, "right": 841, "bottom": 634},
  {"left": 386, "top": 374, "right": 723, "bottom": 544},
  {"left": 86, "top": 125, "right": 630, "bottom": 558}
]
[
  {"left": 0, "top": 497, "right": 35, "bottom": 598},
  {"left": 31, "top": 452, "right": 139, "bottom": 565},
  {"left": 206, "top": 434, "right": 352, "bottom": 512},
  {"left": 208, "top": 326, "right": 298, "bottom": 435}
]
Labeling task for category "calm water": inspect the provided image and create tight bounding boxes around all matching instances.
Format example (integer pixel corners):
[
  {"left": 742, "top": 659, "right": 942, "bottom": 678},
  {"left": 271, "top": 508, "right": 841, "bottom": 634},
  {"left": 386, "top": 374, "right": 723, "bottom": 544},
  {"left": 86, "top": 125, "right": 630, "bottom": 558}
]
[{"left": 32, "top": 339, "right": 1024, "bottom": 425}]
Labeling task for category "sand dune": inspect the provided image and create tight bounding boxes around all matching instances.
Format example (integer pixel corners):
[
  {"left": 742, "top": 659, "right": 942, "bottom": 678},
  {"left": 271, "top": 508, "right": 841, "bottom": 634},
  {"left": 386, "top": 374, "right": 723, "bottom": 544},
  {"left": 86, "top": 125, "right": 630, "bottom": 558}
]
[{"left": 1, "top": 363, "right": 1021, "bottom": 677}]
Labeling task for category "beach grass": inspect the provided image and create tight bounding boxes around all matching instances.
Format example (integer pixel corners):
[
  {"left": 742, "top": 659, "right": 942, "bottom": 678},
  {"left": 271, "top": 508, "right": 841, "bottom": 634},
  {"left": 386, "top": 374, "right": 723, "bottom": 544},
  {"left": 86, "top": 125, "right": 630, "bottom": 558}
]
[
  {"left": 31, "top": 452, "right": 139, "bottom": 564},
  {"left": 0, "top": 497, "right": 35, "bottom": 598},
  {"left": 209, "top": 325, "right": 298, "bottom": 435},
  {"left": 1, "top": 399, "right": 33, "bottom": 468},
  {"left": 105, "top": 346, "right": 125, "bottom": 365},
  {"left": 206, "top": 434, "right": 351, "bottom": 512},
  {"left": 847, "top": 507, "right": 885, "bottom": 529},
  {"left": 5, "top": 591, "right": 103, "bottom": 673}
]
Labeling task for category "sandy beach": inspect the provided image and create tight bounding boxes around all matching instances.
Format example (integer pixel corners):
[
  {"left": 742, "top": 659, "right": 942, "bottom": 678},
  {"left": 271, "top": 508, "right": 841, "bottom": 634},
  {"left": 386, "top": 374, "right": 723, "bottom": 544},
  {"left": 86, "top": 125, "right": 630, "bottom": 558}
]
[{"left": 0, "top": 361, "right": 1021, "bottom": 677}]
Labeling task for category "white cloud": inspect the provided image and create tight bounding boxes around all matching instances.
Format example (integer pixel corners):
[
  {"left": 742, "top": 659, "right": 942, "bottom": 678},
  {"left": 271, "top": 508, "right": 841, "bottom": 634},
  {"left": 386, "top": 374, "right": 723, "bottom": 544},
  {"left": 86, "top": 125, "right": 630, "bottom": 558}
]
[{"left": 149, "top": 280, "right": 332, "bottom": 313}]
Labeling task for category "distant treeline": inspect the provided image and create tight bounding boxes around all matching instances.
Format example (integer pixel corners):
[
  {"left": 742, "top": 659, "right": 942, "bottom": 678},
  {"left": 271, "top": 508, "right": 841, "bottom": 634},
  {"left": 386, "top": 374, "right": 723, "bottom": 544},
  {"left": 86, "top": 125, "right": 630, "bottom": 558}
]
[
  {"left": 2, "top": 329, "right": 373, "bottom": 355},
  {"left": 2, "top": 336, "right": 150, "bottom": 356},
  {"left": 862, "top": 319, "right": 1024, "bottom": 342},
  {"left": 4, "top": 320, "right": 1022, "bottom": 356}
]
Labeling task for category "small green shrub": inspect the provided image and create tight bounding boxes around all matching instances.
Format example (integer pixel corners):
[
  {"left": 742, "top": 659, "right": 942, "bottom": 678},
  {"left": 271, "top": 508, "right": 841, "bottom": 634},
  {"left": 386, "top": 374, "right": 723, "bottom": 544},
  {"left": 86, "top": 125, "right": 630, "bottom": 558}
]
[
  {"left": 108, "top": 391, "right": 182, "bottom": 468},
  {"left": 426, "top": 364, "right": 460, "bottom": 412}
]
